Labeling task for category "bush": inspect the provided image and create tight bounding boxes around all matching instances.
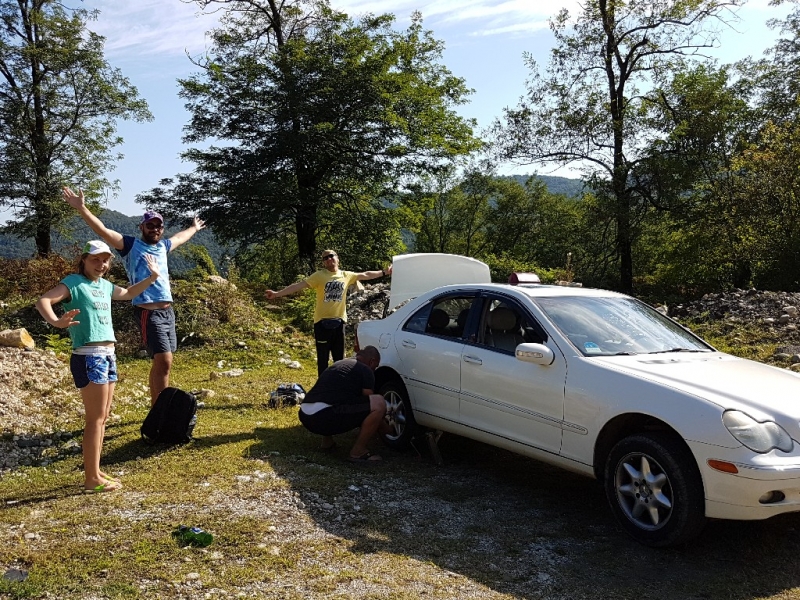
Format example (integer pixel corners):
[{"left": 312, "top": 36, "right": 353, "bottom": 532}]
[
  {"left": 170, "top": 277, "right": 274, "bottom": 347},
  {"left": 0, "top": 255, "right": 286, "bottom": 356},
  {"left": 480, "top": 254, "right": 561, "bottom": 285},
  {"left": 0, "top": 254, "right": 74, "bottom": 298}
]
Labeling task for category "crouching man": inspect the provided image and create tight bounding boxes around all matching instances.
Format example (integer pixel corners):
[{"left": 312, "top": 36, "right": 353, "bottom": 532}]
[{"left": 298, "top": 345, "right": 388, "bottom": 464}]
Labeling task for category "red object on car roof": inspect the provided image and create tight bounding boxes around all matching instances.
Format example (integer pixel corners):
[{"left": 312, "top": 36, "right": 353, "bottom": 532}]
[{"left": 508, "top": 272, "right": 541, "bottom": 285}]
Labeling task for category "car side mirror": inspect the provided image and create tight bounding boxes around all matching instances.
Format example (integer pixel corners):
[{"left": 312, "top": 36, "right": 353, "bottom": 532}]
[{"left": 515, "top": 343, "right": 555, "bottom": 366}]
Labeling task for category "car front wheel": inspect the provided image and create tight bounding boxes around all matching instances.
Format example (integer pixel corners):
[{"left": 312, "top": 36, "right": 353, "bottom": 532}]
[
  {"left": 604, "top": 433, "right": 706, "bottom": 547},
  {"left": 379, "top": 380, "right": 416, "bottom": 450}
]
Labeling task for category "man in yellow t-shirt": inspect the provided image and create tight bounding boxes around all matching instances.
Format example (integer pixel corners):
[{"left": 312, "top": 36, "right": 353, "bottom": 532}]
[{"left": 266, "top": 250, "right": 391, "bottom": 376}]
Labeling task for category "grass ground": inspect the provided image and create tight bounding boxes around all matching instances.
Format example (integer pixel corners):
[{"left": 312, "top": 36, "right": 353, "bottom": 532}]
[{"left": 3, "top": 315, "right": 800, "bottom": 599}]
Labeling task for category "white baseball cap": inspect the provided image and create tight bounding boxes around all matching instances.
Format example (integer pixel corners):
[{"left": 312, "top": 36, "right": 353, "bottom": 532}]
[{"left": 83, "top": 240, "right": 112, "bottom": 256}]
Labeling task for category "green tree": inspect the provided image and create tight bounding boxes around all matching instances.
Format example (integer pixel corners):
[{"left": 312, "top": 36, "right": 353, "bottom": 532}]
[
  {"left": 492, "top": 0, "right": 741, "bottom": 293},
  {"left": 139, "top": 0, "right": 479, "bottom": 272},
  {"left": 748, "top": 0, "right": 800, "bottom": 125},
  {"left": 0, "top": 0, "right": 151, "bottom": 256},
  {"left": 729, "top": 121, "right": 800, "bottom": 290},
  {"left": 406, "top": 168, "right": 599, "bottom": 283},
  {"left": 631, "top": 63, "right": 757, "bottom": 292},
  {"left": 408, "top": 166, "right": 494, "bottom": 256}
]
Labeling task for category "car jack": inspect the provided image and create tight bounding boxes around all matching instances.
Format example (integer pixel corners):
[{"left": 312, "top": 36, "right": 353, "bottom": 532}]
[{"left": 426, "top": 430, "right": 444, "bottom": 466}]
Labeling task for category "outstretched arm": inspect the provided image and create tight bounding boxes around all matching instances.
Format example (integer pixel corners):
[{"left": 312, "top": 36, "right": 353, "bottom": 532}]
[
  {"left": 62, "top": 187, "right": 125, "bottom": 250},
  {"left": 355, "top": 263, "right": 392, "bottom": 282},
  {"left": 113, "top": 255, "right": 160, "bottom": 301},
  {"left": 36, "top": 284, "right": 80, "bottom": 329},
  {"left": 168, "top": 216, "right": 206, "bottom": 250},
  {"left": 265, "top": 280, "right": 310, "bottom": 300}
]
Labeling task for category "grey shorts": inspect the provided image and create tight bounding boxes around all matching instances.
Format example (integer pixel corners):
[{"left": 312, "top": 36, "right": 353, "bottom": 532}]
[{"left": 134, "top": 306, "right": 177, "bottom": 356}]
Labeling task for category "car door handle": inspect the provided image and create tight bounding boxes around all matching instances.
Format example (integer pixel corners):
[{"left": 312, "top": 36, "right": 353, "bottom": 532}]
[
  {"left": 401, "top": 340, "right": 416, "bottom": 349},
  {"left": 463, "top": 355, "right": 482, "bottom": 365}
]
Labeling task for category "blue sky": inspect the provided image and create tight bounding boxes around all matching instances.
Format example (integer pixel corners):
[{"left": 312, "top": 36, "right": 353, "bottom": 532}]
[{"left": 75, "top": 0, "right": 788, "bottom": 218}]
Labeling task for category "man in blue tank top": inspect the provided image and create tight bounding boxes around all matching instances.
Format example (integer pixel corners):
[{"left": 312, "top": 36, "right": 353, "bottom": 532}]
[{"left": 63, "top": 186, "right": 206, "bottom": 406}]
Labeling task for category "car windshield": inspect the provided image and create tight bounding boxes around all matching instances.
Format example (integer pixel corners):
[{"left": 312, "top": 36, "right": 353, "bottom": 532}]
[{"left": 535, "top": 296, "right": 712, "bottom": 357}]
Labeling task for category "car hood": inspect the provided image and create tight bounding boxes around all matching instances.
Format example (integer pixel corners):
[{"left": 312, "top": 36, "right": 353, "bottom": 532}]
[
  {"left": 388, "top": 253, "right": 491, "bottom": 311},
  {"left": 597, "top": 352, "right": 800, "bottom": 420}
]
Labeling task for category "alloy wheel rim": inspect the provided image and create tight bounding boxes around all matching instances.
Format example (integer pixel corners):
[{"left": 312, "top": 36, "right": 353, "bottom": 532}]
[
  {"left": 383, "top": 389, "right": 407, "bottom": 441},
  {"left": 614, "top": 452, "right": 673, "bottom": 531}
]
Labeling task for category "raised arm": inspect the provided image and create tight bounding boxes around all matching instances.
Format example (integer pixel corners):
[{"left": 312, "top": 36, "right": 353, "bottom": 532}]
[
  {"left": 265, "top": 280, "right": 310, "bottom": 300},
  {"left": 113, "top": 255, "right": 160, "bottom": 301},
  {"left": 168, "top": 216, "right": 206, "bottom": 250},
  {"left": 355, "top": 263, "right": 392, "bottom": 282},
  {"left": 62, "top": 187, "right": 125, "bottom": 250},
  {"left": 36, "top": 284, "right": 80, "bottom": 329}
]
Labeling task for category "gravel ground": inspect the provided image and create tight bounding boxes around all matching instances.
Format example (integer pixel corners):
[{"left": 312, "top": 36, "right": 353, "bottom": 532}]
[
  {"left": 7, "top": 291, "right": 800, "bottom": 598},
  {"left": 0, "top": 347, "right": 85, "bottom": 473}
]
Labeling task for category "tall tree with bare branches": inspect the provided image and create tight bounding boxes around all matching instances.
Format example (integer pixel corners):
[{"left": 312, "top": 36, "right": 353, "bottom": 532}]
[{"left": 492, "top": 0, "right": 742, "bottom": 292}]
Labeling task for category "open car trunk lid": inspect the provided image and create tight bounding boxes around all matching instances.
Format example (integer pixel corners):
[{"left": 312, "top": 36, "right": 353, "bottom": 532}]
[{"left": 387, "top": 253, "right": 491, "bottom": 311}]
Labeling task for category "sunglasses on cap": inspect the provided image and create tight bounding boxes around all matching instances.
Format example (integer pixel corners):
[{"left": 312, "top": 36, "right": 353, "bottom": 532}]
[{"left": 322, "top": 254, "right": 337, "bottom": 260}]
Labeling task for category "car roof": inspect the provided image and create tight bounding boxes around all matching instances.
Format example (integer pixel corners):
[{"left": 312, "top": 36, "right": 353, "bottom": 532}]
[
  {"left": 427, "top": 282, "right": 629, "bottom": 300},
  {"left": 387, "top": 253, "right": 630, "bottom": 311}
]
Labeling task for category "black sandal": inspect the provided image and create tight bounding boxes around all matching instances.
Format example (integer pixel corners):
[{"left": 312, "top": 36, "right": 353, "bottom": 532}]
[{"left": 348, "top": 451, "right": 383, "bottom": 465}]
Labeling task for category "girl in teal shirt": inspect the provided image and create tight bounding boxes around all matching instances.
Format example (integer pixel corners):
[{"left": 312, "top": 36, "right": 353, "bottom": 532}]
[{"left": 36, "top": 241, "right": 159, "bottom": 493}]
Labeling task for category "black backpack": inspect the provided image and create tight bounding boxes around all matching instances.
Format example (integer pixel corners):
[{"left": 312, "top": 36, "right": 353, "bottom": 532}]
[
  {"left": 268, "top": 383, "right": 306, "bottom": 408},
  {"left": 141, "top": 387, "right": 197, "bottom": 444}
]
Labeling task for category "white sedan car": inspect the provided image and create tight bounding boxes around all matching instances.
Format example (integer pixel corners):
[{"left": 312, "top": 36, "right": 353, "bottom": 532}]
[{"left": 355, "top": 254, "right": 800, "bottom": 547}]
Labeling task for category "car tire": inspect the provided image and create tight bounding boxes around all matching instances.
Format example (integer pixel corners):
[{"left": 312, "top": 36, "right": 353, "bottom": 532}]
[
  {"left": 379, "top": 379, "right": 417, "bottom": 450},
  {"left": 604, "top": 432, "right": 706, "bottom": 547}
]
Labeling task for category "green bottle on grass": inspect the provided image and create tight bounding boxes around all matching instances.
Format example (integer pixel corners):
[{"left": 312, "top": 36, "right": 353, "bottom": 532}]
[{"left": 173, "top": 525, "right": 213, "bottom": 547}]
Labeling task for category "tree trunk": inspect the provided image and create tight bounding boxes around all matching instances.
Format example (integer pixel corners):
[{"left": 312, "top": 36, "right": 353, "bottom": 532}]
[
  {"left": 30, "top": 1, "right": 52, "bottom": 257},
  {"left": 618, "top": 204, "right": 633, "bottom": 294},
  {"left": 295, "top": 202, "right": 317, "bottom": 273},
  {"left": 0, "top": 328, "right": 35, "bottom": 349},
  {"left": 34, "top": 215, "right": 51, "bottom": 257}
]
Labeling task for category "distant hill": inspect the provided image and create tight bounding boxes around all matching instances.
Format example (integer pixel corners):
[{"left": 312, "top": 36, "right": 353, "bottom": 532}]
[
  {"left": 0, "top": 174, "right": 583, "bottom": 267},
  {"left": 0, "top": 209, "right": 233, "bottom": 276},
  {"left": 509, "top": 174, "right": 586, "bottom": 198}
]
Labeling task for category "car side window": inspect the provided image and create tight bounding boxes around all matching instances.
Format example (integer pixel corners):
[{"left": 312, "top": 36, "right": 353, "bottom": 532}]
[
  {"left": 403, "top": 296, "right": 476, "bottom": 339},
  {"left": 404, "top": 304, "right": 432, "bottom": 333},
  {"left": 479, "top": 298, "right": 547, "bottom": 353}
]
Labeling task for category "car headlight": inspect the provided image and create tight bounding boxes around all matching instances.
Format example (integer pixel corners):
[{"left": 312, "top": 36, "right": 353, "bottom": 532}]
[{"left": 722, "top": 410, "right": 794, "bottom": 453}]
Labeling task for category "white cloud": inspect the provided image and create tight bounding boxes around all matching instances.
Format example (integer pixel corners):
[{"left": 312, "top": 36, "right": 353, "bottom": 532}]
[
  {"left": 82, "top": 0, "right": 219, "bottom": 57},
  {"left": 82, "top": 0, "right": 575, "bottom": 57},
  {"left": 81, "top": 0, "right": 789, "bottom": 64},
  {"left": 335, "top": 0, "right": 577, "bottom": 34}
]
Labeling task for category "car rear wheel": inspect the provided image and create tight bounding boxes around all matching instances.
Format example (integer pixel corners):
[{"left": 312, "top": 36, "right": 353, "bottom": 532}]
[
  {"left": 604, "top": 433, "right": 706, "bottom": 547},
  {"left": 379, "top": 380, "right": 416, "bottom": 450}
]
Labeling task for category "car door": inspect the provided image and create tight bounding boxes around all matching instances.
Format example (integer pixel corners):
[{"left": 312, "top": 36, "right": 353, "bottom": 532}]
[
  {"left": 393, "top": 293, "right": 477, "bottom": 422},
  {"left": 459, "top": 294, "right": 566, "bottom": 455}
]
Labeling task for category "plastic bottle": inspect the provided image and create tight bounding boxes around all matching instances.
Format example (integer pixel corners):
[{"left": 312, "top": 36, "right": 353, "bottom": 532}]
[{"left": 173, "top": 525, "right": 213, "bottom": 547}]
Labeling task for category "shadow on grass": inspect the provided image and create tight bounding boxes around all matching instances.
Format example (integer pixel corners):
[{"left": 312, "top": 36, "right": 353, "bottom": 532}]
[
  {"left": 246, "top": 422, "right": 800, "bottom": 600},
  {"left": 0, "top": 484, "right": 83, "bottom": 507}
]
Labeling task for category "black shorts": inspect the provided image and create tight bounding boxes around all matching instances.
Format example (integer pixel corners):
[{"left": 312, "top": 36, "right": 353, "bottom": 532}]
[
  {"left": 134, "top": 306, "right": 177, "bottom": 357},
  {"left": 298, "top": 402, "right": 371, "bottom": 436}
]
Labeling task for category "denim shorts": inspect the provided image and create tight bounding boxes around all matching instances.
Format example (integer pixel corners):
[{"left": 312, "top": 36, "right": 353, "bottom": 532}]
[{"left": 70, "top": 352, "right": 118, "bottom": 389}]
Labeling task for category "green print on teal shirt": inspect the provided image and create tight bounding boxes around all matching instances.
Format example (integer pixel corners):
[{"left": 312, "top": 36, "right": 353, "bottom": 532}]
[{"left": 60, "top": 275, "right": 116, "bottom": 348}]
